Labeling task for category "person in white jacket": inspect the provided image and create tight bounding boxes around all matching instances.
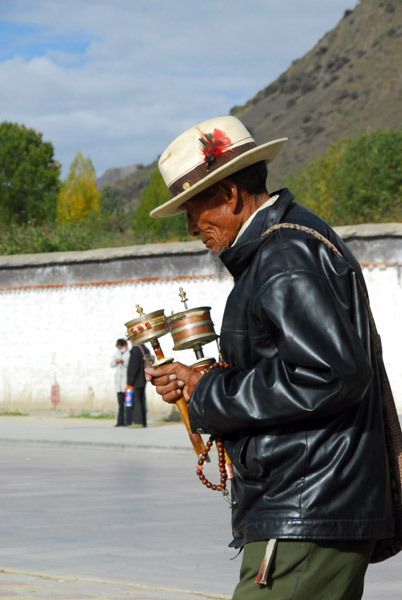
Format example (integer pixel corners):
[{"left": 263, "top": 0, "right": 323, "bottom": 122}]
[{"left": 110, "top": 338, "right": 130, "bottom": 426}]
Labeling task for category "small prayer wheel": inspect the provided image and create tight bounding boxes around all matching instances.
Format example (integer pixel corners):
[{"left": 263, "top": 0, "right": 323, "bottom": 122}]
[
  {"left": 167, "top": 288, "right": 234, "bottom": 485},
  {"left": 167, "top": 288, "right": 218, "bottom": 366},
  {"left": 167, "top": 307, "right": 217, "bottom": 351},
  {"left": 124, "top": 304, "right": 171, "bottom": 366}
]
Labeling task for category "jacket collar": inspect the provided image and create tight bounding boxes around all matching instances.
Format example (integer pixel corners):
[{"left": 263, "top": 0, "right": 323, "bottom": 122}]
[{"left": 220, "top": 188, "right": 294, "bottom": 277}]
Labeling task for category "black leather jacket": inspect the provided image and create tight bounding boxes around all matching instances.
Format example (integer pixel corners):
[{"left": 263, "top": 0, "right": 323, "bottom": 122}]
[{"left": 189, "top": 189, "right": 394, "bottom": 548}]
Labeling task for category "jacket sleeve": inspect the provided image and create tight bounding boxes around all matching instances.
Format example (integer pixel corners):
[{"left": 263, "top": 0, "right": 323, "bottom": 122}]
[
  {"left": 122, "top": 350, "right": 130, "bottom": 368},
  {"left": 189, "top": 270, "right": 373, "bottom": 435}
]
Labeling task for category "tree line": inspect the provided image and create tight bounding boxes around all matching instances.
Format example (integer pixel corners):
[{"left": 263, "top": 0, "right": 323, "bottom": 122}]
[
  {"left": 0, "top": 121, "right": 401, "bottom": 255},
  {"left": 0, "top": 122, "right": 127, "bottom": 255}
]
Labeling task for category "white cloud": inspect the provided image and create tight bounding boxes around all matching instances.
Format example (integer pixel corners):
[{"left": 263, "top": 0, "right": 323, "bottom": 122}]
[{"left": 0, "top": 0, "right": 359, "bottom": 176}]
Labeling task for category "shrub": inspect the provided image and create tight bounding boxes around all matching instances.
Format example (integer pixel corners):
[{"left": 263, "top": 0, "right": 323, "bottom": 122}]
[
  {"left": 281, "top": 129, "right": 402, "bottom": 225},
  {"left": 132, "top": 168, "right": 190, "bottom": 243}
]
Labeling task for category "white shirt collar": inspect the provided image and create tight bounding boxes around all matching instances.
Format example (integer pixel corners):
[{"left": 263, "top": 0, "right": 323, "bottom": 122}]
[{"left": 232, "top": 194, "right": 279, "bottom": 246}]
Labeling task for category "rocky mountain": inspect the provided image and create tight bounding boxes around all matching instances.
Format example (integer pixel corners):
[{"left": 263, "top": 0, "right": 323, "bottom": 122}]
[
  {"left": 232, "top": 0, "right": 402, "bottom": 188},
  {"left": 107, "top": 0, "right": 402, "bottom": 206},
  {"left": 96, "top": 163, "right": 140, "bottom": 189},
  {"left": 103, "top": 160, "right": 158, "bottom": 208}
]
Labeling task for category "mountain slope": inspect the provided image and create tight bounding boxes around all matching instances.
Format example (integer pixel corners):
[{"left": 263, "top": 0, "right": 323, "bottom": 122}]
[
  {"left": 97, "top": 163, "right": 140, "bottom": 189},
  {"left": 108, "top": 0, "right": 402, "bottom": 204},
  {"left": 231, "top": 0, "right": 402, "bottom": 188}
]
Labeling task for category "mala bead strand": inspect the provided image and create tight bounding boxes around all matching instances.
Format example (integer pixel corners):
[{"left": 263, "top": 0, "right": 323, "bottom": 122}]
[
  {"left": 209, "top": 360, "right": 230, "bottom": 370},
  {"left": 196, "top": 436, "right": 228, "bottom": 492},
  {"left": 195, "top": 359, "right": 232, "bottom": 494}
]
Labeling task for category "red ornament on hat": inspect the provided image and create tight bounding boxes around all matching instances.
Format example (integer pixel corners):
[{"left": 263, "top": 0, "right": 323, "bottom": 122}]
[{"left": 198, "top": 128, "right": 233, "bottom": 172}]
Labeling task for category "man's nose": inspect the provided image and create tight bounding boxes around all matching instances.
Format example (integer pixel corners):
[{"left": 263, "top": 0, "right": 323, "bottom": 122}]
[{"left": 187, "top": 215, "right": 199, "bottom": 237}]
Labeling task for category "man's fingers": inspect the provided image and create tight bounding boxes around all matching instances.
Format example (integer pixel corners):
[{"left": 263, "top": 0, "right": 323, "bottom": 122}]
[
  {"left": 158, "top": 388, "right": 183, "bottom": 404},
  {"left": 145, "top": 365, "right": 177, "bottom": 378},
  {"left": 145, "top": 362, "right": 192, "bottom": 382},
  {"left": 149, "top": 374, "right": 175, "bottom": 387},
  {"left": 144, "top": 361, "right": 198, "bottom": 404},
  {"left": 155, "top": 380, "right": 183, "bottom": 396}
]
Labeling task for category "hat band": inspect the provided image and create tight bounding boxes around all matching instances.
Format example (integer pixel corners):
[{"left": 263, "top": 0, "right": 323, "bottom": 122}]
[{"left": 168, "top": 140, "right": 257, "bottom": 198}]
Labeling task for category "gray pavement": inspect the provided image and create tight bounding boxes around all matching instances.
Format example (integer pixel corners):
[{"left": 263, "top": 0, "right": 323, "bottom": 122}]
[
  {"left": 0, "top": 570, "right": 230, "bottom": 600},
  {"left": 0, "top": 416, "right": 236, "bottom": 600},
  {"left": 0, "top": 415, "right": 401, "bottom": 599},
  {"left": 0, "top": 414, "right": 193, "bottom": 454}
]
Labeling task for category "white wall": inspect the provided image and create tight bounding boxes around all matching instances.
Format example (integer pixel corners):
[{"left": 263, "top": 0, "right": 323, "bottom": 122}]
[
  {"left": 362, "top": 264, "right": 401, "bottom": 408},
  {"left": 0, "top": 263, "right": 400, "bottom": 416},
  {"left": 0, "top": 275, "right": 233, "bottom": 417}
]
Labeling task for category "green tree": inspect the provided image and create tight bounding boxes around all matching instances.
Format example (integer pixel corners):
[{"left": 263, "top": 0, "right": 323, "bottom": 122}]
[
  {"left": 99, "top": 185, "right": 127, "bottom": 232},
  {"left": 57, "top": 151, "right": 100, "bottom": 223},
  {"left": 0, "top": 121, "right": 61, "bottom": 224},
  {"left": 132, "top": 167, "right": 190, "bottom": 243},
  {"left": 282, "top": 129, "right": 402, "bottom": 225}
]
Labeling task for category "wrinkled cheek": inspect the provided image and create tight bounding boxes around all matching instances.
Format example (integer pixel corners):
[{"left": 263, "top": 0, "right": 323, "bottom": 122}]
[{"left": 215, "top": 222, "right": 237, "bottom": 249}]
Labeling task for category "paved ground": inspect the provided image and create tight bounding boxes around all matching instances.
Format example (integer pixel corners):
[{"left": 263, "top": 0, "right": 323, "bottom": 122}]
[
  {"left": 0, "top": 415, "right": 401, "bottom": 599},
  {"left": 0, "top": 416, "right": 236, "bottom": 600},
  {"left": 0, "top": 415, "right": 193, "bottom": 454},
  {"left": 0, "top": 571, "right": 230, "bottom": 600}
]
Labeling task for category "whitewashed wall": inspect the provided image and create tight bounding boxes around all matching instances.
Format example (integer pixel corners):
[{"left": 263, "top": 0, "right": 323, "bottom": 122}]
[
  {"left": 0, "top": 274, "right": 233, "bottom": 418},
  {"left": 0, "top": 231, "right": 401, "bottom": 416},
  {"left": 361, "top": 264, "right": 401, "bottom": 408}
]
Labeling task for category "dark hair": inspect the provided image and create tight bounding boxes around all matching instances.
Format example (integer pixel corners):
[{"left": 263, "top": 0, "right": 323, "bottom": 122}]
[
  {"left": 226, "top": 160, "right": 268, "bottom": 196},
  {"left": 116, "top": 338, "right": 127, "bottom": 347}
]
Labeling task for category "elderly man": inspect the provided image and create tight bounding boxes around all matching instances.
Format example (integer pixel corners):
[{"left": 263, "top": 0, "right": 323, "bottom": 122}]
[{"left": 145, "top": 116, "right": 394, "bottom": 599}]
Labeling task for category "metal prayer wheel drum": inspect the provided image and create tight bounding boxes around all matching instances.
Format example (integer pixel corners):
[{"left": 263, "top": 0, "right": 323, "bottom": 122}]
[
  {"left": 124, "top": 308, "right": 169, "bottom": 346},
  {"left": 167, "top": 307, "right": 218, "bottom": 352}
]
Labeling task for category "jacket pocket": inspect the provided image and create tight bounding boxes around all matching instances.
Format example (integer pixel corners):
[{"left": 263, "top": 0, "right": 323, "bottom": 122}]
[{"left": 230, "top": 436, "right": 272, "bottom": 481}]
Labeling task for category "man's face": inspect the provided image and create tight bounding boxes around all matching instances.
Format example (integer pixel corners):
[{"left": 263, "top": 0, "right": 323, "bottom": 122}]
[{"left": 183, "top": 183, "right": 239, "bottom": 255}]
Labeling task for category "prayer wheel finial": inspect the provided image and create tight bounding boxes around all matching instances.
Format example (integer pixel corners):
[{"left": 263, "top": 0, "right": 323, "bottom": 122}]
[
  {"left": 179, "top": 287, "right": 188, "bottom": 309},
  {"left": 136, "top": 304, "right": 145, "bottom": 317}
]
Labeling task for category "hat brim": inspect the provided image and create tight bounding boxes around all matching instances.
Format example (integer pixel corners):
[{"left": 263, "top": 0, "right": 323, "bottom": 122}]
[{"left": 150, "top": 138, "right": 288, "bottom": 218}]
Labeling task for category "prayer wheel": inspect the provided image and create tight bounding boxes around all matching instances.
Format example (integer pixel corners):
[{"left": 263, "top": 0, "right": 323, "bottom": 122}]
[
  {"left": 124, "top": 304, "right": 171, "bottom": 366},
  {"left": 167, "top": 307, "right": 217, "bottom": 351},
  {"left": 123, "top": 302, "right": 208, "bottom": 459},
  {"left": 166, "top": 288, "right": 218, "bottom": 368}
]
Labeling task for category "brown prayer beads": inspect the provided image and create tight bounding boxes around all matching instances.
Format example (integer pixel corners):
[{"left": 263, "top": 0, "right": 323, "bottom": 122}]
[
  {"left": 211, "top": 360, "right": 230, "bottom": 370},
  {"left": 195, "top": 359, "right": 232, "bottom": 494},
  {"left": 196, "top": 437, "right": 227, "bottom": 492}
]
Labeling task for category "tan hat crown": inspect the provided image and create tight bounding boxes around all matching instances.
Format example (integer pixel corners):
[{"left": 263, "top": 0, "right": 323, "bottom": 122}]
[{"left": 152, "top": 115, "right": 287, "bottom": 218}]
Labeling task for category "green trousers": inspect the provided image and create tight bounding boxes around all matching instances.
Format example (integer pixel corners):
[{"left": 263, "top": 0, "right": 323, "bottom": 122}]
[{"left": 232, "top": 539, "right": 376, "bottom": 600}]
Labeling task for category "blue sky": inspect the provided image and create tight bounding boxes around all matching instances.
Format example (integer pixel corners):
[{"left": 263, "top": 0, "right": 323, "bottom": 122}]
[{"left": 0, "top": 0, "right": 360, "bottom": 178}]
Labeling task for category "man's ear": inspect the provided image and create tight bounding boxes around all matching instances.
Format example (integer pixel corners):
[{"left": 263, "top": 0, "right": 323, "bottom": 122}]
[{"left": 218, "top": 179, "right": 240, "bottom": 214}]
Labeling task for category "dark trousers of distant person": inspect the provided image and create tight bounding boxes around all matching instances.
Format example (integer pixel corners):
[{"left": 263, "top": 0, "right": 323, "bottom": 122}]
[
  {"left": 132, "top": 387, "right": 147, "bottom": 427},
  {"left": 116, "top": 392, "right": 125, "bottom": 426},
  {"left": 125, "top": 400, "right": 133, "bottom": 426}
]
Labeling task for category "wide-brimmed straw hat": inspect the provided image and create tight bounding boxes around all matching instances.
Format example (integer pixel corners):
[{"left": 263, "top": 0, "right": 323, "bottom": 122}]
[{"left": 150, "top": 115, "right": 287, "bottom": 218}]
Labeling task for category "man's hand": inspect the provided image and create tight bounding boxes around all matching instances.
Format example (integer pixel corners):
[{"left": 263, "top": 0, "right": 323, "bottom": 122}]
[{"left": 145, "top": 361, "right": 202, "bottom": 403}]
